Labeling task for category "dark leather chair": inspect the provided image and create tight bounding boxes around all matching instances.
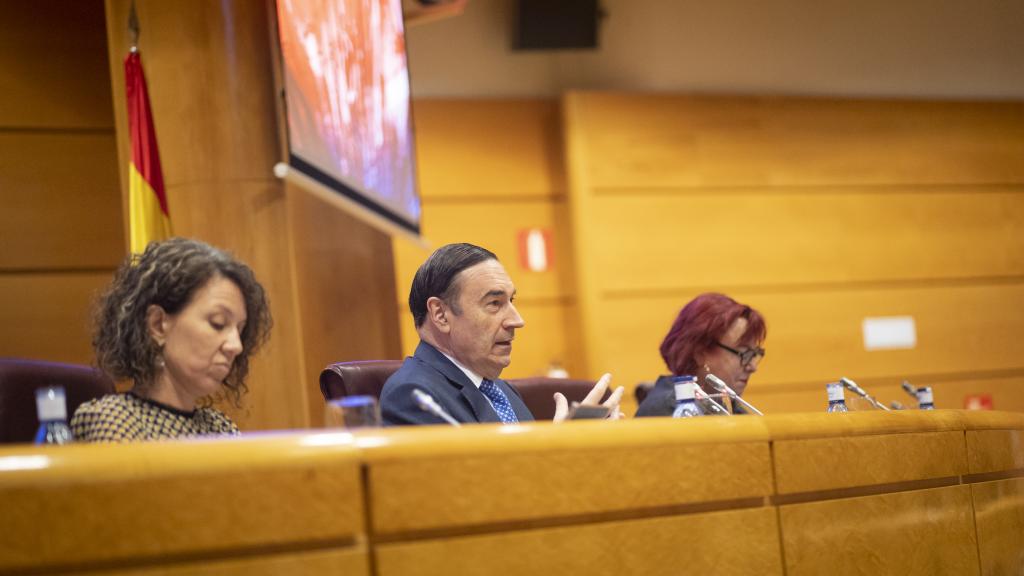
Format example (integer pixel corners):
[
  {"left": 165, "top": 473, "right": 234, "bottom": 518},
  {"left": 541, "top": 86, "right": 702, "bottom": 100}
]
[
  {"left": 320, "top": 360, "right": 602, "bottom": 421},
  {"left": 0, "top": 358, "right": 116, "bottom": 444},
  {"left": 320, "top": 360, "right": 403, "bottom": 402},
  {"left": 505, "top": 377, "right": 603, "bottom": 420}
]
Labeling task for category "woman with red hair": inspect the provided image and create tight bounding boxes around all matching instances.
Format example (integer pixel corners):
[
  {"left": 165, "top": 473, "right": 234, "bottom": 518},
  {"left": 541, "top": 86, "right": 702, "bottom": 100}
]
[{"left": 635, "top": 293, "right": 766, "bottom": 417}]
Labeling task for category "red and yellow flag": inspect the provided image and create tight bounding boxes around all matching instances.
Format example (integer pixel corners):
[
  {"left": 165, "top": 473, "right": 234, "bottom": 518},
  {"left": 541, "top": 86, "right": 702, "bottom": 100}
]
[{"left": 125, "top": 51, "right": 170, "bottom": 254}]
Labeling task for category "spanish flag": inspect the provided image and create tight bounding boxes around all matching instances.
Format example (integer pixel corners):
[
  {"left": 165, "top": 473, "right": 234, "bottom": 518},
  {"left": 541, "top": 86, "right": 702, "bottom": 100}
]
[{"left": 125, "top": 51, "right": 170, "bottom": 254}]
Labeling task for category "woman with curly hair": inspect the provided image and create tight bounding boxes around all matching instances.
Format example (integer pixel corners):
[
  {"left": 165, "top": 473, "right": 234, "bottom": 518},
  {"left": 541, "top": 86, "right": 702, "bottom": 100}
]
[
  {"left": 71, "top": 238, "right": 272, "bottom": 442},
  {"left": 635, "top": 293, "right": 766, "bottom": 417}
]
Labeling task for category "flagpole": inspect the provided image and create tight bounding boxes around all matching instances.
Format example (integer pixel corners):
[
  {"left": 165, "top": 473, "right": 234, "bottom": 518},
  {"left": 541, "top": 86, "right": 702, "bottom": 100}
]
[{"left": 128, "top": 0, "right": 139, "bottom": 53}]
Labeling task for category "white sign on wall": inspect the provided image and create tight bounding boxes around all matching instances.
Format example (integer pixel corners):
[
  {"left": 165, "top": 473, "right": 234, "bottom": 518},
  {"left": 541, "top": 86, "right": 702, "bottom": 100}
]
[{"left": 862, "top": 316, "right": 917, "bottom": 350}]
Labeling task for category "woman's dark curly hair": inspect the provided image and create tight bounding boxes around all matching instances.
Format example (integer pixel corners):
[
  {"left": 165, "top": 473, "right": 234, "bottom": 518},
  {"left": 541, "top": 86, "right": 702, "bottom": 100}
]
[{"left": 93, "top": 237, "right": 272, "bottom": 406}]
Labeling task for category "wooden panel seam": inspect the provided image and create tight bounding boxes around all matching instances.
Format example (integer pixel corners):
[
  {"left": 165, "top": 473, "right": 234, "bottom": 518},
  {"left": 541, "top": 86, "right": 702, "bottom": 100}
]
[
  {"left": 967, "top": 483, "right": 986, "bottom": 576},
  {"left": 0, "top": 267, "right": 118, "bottom": 276},
  {"left": 771, "top": 475, "right": 962, "bottom": 506},
  {"left": 768, "top": 441, "right": 791, "bottom": 573},
  {"left": 591, "top": 182, "right": 1024, "bottom": 196},
  {"left": 962, "top": 468, "right": 1024, "bottom": 484},
  {"left": 423, "top": 193, "right": 567, "bottom": 204},
  {"left": 370, "top": 496, "right": 770, "bottom": 543},
  {"left": 0, "top": 127, "right": 114, "bottom": 135},
  {"left": 359, "top": 465, "right": 382, "bottom": 576},
  {"left": 602, "top": 275, "right": 1024, "bottom": 300}
]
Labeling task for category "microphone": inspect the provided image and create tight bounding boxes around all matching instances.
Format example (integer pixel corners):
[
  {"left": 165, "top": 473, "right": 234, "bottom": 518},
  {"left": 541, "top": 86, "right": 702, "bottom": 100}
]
[
  {"left": 901, "top": 380, "right": 919, "bottom": 402},
  {"left": 693, "top": 383, "right": 731, "bottom": 415},
  {"left": 411, "top": 389, "right": 462, "bottom": 427},
  {"left": 839, "top": 377, "right": 891, "bottom": 411},
  {"left": 705, "top": 374, "right": 764, "bottom": 416}
]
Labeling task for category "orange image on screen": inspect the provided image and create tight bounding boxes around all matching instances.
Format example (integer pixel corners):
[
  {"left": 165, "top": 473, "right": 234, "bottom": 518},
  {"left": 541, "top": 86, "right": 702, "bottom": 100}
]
[{"left": 277, "top": 0, "right": 419, "bottom": 224}]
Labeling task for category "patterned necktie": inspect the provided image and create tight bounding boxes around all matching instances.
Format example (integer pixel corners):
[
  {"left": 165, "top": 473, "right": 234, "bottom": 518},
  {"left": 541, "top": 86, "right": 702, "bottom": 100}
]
[{"left": 479, "top": 380, "right": 519, "bottom": 424}]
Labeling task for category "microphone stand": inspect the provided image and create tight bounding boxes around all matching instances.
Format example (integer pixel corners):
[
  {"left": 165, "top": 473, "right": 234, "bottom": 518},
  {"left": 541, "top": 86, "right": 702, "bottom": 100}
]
[
  {"left": 412, "top": 389, "right": 462, "bottom": 427},
  {"left": 839, "top": 377, "right": 891, "bottom": 411},
  {"left": 705, "top": 374, "right": 764, "bottom": 416},
  {"left": 901, "top": 380, "right": 920, "bottom": 407}
]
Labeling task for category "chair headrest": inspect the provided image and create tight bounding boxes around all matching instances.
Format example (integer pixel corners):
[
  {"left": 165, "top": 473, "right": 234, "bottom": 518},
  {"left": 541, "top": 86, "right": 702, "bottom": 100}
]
[
  {"left": 319, "top": 360, "right": 403, "bottom": 401},
  {"left": 0, "top": 358, "right": 116, "bottom": 444}
]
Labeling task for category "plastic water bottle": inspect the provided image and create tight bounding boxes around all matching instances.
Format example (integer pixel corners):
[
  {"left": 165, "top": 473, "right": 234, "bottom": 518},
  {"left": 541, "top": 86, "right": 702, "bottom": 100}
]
[
  {"left": 916, "top": 387, "right": 935, "bottom": 410},
  {"left": 34, "top": 386, "right": 73, "bottom": 445},
  {"left": 671, "top": 376, "right": 704, "bottom": 418},
  {"left": 826, "top": 382, "right": 848, "bottom": 413}
]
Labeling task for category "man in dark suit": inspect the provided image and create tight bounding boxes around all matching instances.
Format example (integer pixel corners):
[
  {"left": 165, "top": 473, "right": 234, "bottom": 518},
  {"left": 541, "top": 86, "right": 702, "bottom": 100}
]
[{"left": 380, "top": 243, "right": 622, "bottom": 426}]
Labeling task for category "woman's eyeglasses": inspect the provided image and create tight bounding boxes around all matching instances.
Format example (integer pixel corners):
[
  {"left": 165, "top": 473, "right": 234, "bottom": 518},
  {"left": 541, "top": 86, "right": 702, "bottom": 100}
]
[{"left": 715, "top": 342, "right": 766, "bottom": 366}]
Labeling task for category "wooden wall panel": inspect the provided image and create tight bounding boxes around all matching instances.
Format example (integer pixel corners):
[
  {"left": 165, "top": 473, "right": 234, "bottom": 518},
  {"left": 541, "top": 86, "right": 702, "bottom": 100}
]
[
  {"left": 573, "top": 94, "right": 1024, "bottom": 189},
  {"left": 395, "top": 100, "right": 580, "bottom": 378},
  {"left": 394, "top": 200, "right": 571, "bottom": 302},
  {"left": 0, "top": 1, "right": 113, "bottom": 129},
  {"left": 102, "top": 0, "right": 403, "bottom": 431},
  {"left": 0, "top": 133, "right": 123, "bottom": 269},
  {"left": 564, "top": 93, "right": 1024, "bottom": 414},
  {"left": 597, "top": 283, "right": 1024, "bottom": 398},
  {"left": 0, "top": 0, "right": 123, "bottom": 366},
  {"left": 591, "top": 188, "right": 1024, "bottom": 293},
  {"left": 287, "top": 186, "right": 402, "bottom": 427},
  {"left": 0, "top": 273, "right": 112, "bottom": 364},
  {"left": 412, "top": 99, "right": 565, "bottom": 199}
]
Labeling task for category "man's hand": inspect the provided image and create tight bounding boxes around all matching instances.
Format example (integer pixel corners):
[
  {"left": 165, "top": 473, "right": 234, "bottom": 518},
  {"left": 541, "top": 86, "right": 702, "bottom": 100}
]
[{"left": 552, "top": 373, "right": 625, "bottom": 422}]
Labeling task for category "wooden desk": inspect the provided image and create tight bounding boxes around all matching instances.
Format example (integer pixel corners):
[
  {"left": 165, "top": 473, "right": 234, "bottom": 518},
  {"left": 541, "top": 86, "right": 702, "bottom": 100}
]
[
  {"left": 0, "top": 435, "right": 367, "bottom": 575},
  {"left": 1, "top": 411, "right": 1022, "bottom": 575}
]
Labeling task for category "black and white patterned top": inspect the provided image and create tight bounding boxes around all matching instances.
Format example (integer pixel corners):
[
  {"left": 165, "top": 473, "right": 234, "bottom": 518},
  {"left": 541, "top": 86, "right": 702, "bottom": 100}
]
[{"left": 70, "top": 393, "right": 239, "bottom": 442}]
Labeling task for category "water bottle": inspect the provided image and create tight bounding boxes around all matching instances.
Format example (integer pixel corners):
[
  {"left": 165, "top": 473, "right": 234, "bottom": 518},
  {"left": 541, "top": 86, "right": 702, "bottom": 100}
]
[
  {"left": 34, "top": 386, "right": 73, "bottom": 445},
  {"left": 826, "top": 382, "right": 848, "bottom": 413},
  {"left": 671, "top": 376, "right": 703, "bottom": 418},
  {"left": 916, "top": 387, "right": 935, "bottom": 410}
]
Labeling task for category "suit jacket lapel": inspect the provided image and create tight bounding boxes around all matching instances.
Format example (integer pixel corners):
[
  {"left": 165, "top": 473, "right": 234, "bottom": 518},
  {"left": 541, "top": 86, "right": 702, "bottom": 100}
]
[{"left": 415, "top": 342, "right": 501, "bottom": 423}]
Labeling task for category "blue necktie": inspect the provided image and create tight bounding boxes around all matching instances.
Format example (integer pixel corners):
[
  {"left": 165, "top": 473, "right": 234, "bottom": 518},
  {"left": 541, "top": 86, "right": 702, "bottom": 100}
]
[{"left": 479, "top": 380, "right": 519, "bottom": 424}]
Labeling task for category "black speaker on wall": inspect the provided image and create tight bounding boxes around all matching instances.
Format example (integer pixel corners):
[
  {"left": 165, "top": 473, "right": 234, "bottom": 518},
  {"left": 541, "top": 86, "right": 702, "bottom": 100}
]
[{"left": 515, "top": 0, "right": 602, "bottom": 51}]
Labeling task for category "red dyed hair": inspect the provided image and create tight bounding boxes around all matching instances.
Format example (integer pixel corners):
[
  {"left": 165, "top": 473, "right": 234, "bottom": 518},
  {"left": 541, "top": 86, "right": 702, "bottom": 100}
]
[{"left": 659, "top": 293, "right": 767, "bottom": 376}]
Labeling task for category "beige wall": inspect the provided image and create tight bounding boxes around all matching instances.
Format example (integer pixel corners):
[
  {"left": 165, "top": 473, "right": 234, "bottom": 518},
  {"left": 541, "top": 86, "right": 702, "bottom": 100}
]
[
  {"left": 0, "top": 0, "right": 123, "bottom": 364},
  {"left": 406, "top": 0, "right": 1024, "bottom": 99}
]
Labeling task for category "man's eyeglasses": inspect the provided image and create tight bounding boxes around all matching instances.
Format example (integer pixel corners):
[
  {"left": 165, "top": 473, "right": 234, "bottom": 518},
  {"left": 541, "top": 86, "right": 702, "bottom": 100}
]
[{"left": 715, "top": 342, "right": 766, "bottom": 366}]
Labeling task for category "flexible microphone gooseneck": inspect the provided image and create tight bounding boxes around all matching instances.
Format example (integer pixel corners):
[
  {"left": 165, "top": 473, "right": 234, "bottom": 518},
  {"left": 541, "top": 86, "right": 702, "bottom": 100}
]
[
  {"left": 693, "top": 383, "right": 731, "bottom": 415},
  {"left": 411, "top": 389, "right": 462, "bottom": 427},
  {"left": 839, "top": 377, "right": 891, "bottom": 411},
  {"left": 705, "top": 374, "right": 764, "bottom": 416}
]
